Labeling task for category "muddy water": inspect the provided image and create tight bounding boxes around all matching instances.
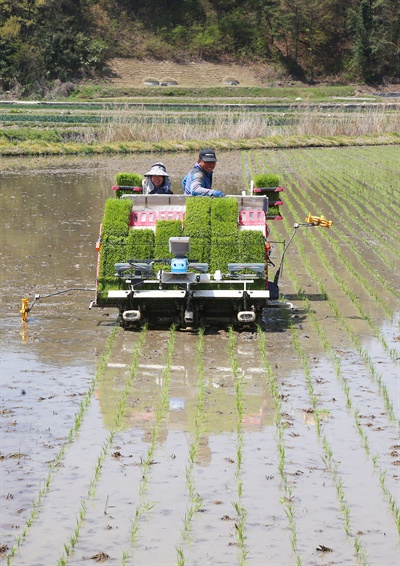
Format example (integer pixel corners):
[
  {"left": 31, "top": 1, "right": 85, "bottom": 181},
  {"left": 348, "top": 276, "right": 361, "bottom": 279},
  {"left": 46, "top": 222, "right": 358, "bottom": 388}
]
[
  {"left": 0, "top": 152, "right": 268, "bottom": 563},
  {"left": 1, "top": 151, "right": 399, "bottom": 565}
]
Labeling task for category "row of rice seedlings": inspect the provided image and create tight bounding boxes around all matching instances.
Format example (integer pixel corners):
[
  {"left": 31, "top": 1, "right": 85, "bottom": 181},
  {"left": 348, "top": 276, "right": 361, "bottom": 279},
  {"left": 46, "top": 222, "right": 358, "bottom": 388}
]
[
  {"left": 265, "top": 171, "right": 400, "bottom": 523},
  {"left": 227, "top": 328, "right": 248, "bottom": 565},
  {"left": 290, "top": 148, "right": 400, "bottom": 342},
  {"left": 176, "top": 328, "right": 207, "bottom": 564},
  {"left": 309, "top": 148, "right": 400, "bottom": 245},
  {"left": 274, "top": 169, "right": 399, "bottom": 425},
  {"left": 296, "top": 148, "right": 400, "bottom": 262},
  {"left": 285, "top": 148, "right": 400, "bottom": 312},
  {"left": 264, "top": 151, "right": 399, "bottom": 363},
  {"left": 257, "top": 328, "right": 302, "bottom": 565},
  {"left": 283, "top": 257, "right": 400, "bottom": 537},
  {"left": 293, "top": 329, "right": 367, "bottom": 559},
  {"left": 292, "top": 151, "right": 399, "bottom": 266},
  {"left": 121, "top": 325, "right": 176, "bottom": 565},
  {"left": 5, "top": 326, "right": 119, "bottom": 565},
  {"left": 302, "top": 150, "right": 400, "bottom": 289},
  {"left": 288, "top": 298, "right": 370, "bottom": 559},
  {"left": 333, "top": 146, "right": 400, "bottom": 218},
  {"left": 57, "top": 327, "right": 148, "bottom": 565}
]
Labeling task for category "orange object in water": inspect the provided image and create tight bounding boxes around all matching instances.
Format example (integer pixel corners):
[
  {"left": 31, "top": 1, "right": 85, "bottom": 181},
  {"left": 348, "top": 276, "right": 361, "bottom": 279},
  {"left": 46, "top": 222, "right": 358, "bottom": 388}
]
[
  {"left": 96, "top": 239, "right": 102, "bottom": 251},
  {"left": 20, "top": 298, "right": 29, "bottom": 322}
]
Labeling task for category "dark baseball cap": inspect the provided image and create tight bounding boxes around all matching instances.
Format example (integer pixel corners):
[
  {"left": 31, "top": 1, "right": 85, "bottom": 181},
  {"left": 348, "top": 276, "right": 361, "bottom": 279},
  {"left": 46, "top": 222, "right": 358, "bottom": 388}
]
[{"left": 199, "top": 148, "right": 217, "bottom": 162}]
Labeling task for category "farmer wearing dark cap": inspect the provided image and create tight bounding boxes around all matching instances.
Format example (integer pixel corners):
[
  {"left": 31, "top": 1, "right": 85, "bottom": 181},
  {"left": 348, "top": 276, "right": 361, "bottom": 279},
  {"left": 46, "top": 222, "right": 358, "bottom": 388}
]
[{"left": 182, "top": 149, "right": 224, "bottom": 197}]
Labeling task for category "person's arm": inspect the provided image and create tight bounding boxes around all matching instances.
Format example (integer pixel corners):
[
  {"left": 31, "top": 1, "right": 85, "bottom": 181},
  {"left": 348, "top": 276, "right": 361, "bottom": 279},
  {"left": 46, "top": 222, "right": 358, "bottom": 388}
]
[{"left": 189, "top": 169, "right": 216, "bottom": 196}]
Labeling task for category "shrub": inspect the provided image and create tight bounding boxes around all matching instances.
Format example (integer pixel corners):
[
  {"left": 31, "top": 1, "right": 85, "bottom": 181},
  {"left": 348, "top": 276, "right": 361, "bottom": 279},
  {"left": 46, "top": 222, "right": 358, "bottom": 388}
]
[
  {"left": 253, "top": 173, "right": 280, "bottom": 187},
  {"left": 101, "top": 198, "right": 132, "bottom": 238}
]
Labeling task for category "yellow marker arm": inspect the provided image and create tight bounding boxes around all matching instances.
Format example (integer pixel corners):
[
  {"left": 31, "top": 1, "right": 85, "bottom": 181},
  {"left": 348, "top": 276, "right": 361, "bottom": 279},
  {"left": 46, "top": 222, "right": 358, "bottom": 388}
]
[
  {"left": 20, "top": 298, "right": 29, "bottom": 322},
  {"left": 305, "top": 213, "right": 333, "bottom": 228}
]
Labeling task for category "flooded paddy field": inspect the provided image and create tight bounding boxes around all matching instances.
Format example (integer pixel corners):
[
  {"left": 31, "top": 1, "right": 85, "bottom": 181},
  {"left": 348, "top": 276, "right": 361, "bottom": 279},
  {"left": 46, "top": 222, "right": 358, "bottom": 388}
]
[{"left": 1, "top": 148, "right": 399, "bottom": 565}]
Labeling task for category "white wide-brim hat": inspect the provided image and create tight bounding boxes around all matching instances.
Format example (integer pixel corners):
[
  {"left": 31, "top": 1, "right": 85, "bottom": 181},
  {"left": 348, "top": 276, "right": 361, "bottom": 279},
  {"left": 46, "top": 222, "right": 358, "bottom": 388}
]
[{"left": 145, "top": 166, "right": 168, "bottom": 177}]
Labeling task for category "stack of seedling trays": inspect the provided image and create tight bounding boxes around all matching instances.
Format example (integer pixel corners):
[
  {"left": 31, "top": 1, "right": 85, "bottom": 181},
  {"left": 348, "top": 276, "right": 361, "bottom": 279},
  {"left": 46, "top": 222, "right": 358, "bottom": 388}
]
[
  {"left": 251, "top": 173, "right": 283, "bottom": 220},
  {"left": 96, "top": 195, "right": 270, "bottom": 300},
  {"left": 184, "top": 198, "right": 266, "bottom": 289},
  {"left": 112, "top": 172, "right": 143, "bottom": 199}
]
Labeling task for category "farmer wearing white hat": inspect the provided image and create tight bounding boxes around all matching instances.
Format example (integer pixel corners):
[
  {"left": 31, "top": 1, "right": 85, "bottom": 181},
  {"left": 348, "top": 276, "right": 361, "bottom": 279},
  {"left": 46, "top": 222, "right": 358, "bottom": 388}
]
[{"left": 142, "top": 162, "right": 173, "bottom": 194}]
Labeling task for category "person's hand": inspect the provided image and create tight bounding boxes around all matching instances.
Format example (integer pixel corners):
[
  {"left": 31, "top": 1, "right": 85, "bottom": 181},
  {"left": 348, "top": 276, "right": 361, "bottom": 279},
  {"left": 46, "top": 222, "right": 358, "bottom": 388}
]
[{"left": 213, "top": 190, "right": 224, "bottom": 197}]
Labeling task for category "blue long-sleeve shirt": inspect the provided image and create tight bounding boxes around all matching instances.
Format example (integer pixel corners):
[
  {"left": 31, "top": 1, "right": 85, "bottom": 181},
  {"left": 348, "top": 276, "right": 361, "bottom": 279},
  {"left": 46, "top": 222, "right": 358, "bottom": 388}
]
[{"left": 183, "top": 163, "right": 215, "bottom": 196}]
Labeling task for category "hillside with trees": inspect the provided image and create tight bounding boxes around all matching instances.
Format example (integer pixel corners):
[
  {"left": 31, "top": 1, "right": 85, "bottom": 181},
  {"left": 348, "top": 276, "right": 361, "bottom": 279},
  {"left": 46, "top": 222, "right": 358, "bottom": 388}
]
[{"left": 1, "top": 0, "right": 399, "bottom": 96}]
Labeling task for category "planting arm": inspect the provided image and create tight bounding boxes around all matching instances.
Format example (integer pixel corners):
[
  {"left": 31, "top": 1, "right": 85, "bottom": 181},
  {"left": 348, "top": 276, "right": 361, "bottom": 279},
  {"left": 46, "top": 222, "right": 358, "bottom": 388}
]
[{"left": 274, "top": 214, "right": 333, "bottom": 285}]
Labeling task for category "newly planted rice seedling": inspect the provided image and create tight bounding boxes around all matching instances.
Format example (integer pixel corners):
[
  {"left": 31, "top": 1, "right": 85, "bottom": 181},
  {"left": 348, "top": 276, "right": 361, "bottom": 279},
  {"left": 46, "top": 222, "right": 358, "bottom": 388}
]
[
  {"left": 269, "top": 198, "right": 400, "bottom": 539},
  {"left": 258, "top": 329, "right": 303, "bottom": 564},
  {"left": 120, "top": 326, "right": 176, "bottom": 563},
  {"left": 228, "top": 328, "right": 249, "bottom": 564},
  {"left": 177, "top": 329, "right": 207, "bottom": 558},
  {"left": 264, "top": 152, "right": 399, "bottom": 427},
  {"left": 5, "top": 326, "right": 119, "bottom": 564},
  {"left": 57, "top": 328, "right": 147, "bottom": 564}
]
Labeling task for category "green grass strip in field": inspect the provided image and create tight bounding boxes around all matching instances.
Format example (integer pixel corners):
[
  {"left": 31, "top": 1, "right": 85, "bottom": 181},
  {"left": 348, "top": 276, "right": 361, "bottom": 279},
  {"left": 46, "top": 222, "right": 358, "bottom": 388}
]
[{"left": 1, "top": 133, "right": 400, "bottom": 156}]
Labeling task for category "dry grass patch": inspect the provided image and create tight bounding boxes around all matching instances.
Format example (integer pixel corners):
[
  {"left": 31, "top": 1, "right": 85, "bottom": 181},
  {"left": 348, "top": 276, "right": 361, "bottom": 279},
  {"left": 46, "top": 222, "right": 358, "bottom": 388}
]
[{"left": 107, "top": 59, "right": 266, "bottom": 88}]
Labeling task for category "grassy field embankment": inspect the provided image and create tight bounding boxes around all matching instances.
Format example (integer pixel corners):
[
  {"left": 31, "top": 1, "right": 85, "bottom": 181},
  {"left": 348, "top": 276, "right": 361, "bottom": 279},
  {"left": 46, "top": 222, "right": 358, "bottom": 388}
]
[{"left": 1, "top": 62, "right": 400, "bottom": 156}]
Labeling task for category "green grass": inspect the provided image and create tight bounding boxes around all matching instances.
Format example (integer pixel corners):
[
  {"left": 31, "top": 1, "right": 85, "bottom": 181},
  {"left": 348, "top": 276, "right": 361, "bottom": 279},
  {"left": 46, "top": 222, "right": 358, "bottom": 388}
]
[
  {"left": 2, "top": 132, "right": 399, "bottom": 156},
  {"left": 68, "top": 84, "right": 362, "bottom": 102}
]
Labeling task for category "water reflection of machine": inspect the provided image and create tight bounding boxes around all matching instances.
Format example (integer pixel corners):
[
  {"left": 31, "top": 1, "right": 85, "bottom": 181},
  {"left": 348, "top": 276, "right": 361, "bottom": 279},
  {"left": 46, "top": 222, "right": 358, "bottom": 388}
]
[{"left": 96, "top": 360, "right": 274, "bottom": 465}]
